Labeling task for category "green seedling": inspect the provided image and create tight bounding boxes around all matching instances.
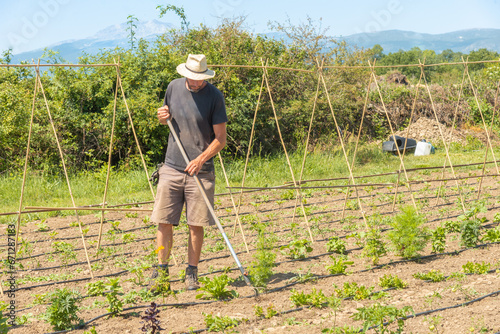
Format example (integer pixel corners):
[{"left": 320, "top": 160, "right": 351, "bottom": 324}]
[
  {"left": 325, "top": 256, "right": 353, "bottom": 275},
  {"left": 413, "top": 270, "right": 446, "bottom": 282},
  {"left": 280, "top": 239, "right": 313, "bottom": 260},
  {"left": 290, "top": 288, "right": 327, "bottom": 308},
  {"left": 352, "top": 303, "right": 414, "bottom": 334},
  {"left": 334, "top": 282, "right": 374, "bottom": 300},
  {"left": 379, "top": 274, "right": 408, "bottom": 289},
  {"left": 254, "top": 304, "right": 278, "bottom": 319},
  {"left": 203, "top": 313, "right": 240, "bottom": 332},
  {"left": 196, "top": 275, "right": 238, "bottom": 300},
  {"left": 44, "top": 288, "right": 83, "bottom": 331},
  {"left": 325, "top": 236, "right": 347, "bottom": 254},
  {"left": 462, "top": 261, "right": 491, "bottom": 275},
  {"left": 387, "top": 205, "right": 429, "bottom": 259}
]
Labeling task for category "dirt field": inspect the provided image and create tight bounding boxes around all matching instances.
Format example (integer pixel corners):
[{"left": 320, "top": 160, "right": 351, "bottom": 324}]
[{"left": 3, "top": 166, "right": 500, "bottom": 334}]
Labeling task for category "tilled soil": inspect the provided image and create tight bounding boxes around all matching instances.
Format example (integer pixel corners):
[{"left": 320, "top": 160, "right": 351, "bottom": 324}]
[{"left": 3, "top": 167, "right": 500, "bottom": 334}]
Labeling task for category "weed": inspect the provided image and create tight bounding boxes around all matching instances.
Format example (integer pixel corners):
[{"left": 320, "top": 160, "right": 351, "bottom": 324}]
[
  {"left": 203, "top": 313, "right": 240, "bottom": 332},
  {"left": 52, "top": 241, "right": 77, "bottom": 266},
  {"left": 36, "top": 221, "right": 49, "bottom": 231},
  {"left": 44, "top": 288, "right": 83, "bottom": 331},
  {"left": 444, "top": 220, "right": 460, "bottom": 233},
  {"left": 290, "top": 288, "right": 327, "bottom": 308},
  {"left": 325, "top": 236, "right": 347, "bottom": 254},
  {"left": 424, "top": 291, "right": 443, "bottom": 308},
  {"left": 379, "top": 274, "right": 408, "bottom": 289},
  {"left": 462, "top": 261, "right": 491, "bottom": 274},
  {"left": 140, "top": 302, "right": 163, "bottom": 334},
  {"left": 83, "top": 327, "right": 98, "bottom": 334},
  {"left": 15, "top": 312, "right": 32, "bottom": 325},
  {"left": 352, "top": 303, "right": 414, "bottom": 334},
  {"left": 122, "top": 233, "right": 136, "bottom": 244},
  {"left": 126, "top": 212, "right": 138, "bottom": 218},
  {"left": 387, "top": 205, "right": 429, "bottom": 259},
  {"left": 413, "top": 270, "right": 446, "bottom": 282},
  {"left": 325, "top": 256, "right": 353, "bottom": 275},
  {"left": 196, "top": 275, "right": 238, "bottom": 300},
  {"left": 280, "top": 239, "right": 313, "bottom": 260},
  {"left": 322, "top": 325, "right": 361, "bottom": 333},
  {"left": 447, "top": 271, "right": 467, "bottom": 282}
]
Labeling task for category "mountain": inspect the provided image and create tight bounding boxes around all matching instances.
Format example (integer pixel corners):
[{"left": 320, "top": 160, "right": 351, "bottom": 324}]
[
  {"left": 9, "top": 24, "right": 500, "bottom": 64},
  {"left": 10, "top": 20, "right": 175, "bottom": 64},
  {"left": 338, "top": 29, "right": 500, "bottom": 54}
]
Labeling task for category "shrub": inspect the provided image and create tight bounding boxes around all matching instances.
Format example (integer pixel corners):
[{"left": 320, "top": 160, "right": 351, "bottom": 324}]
[
  {"left": 44, "top": 288, "right": 83, "bottom": 331},
  {"left": 387, "top": 206, "right": 429, "bottom": 258}
]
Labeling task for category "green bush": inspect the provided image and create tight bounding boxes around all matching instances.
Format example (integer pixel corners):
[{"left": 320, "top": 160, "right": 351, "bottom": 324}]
[
  {"left": 387, "top": 206, "right": 430, "bottom": 259},
  {"left": 44, "top": 288, "right": 83, "bottom": 330}
]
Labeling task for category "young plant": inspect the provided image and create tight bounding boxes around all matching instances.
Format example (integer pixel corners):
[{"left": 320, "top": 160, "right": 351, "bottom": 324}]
[
  {"left": 0, "top": 302, "right": 11, "bottom": 334},
  {"left": 482, "top": 226, "right": 500, "bottom": 242},
  {"left": 44, "top": 288, "right": 83, "bottom": 331},
  {"left": 203, "top": 313, "right": 240, "bottom": 332},
  {"left": 352, "top": 303, "right": 414, "bottom": 334},
  {"left": 248, "top": 222, "right": 276, "bottom": 290},
  {"left": 325, "top": 236, "right": 347, "bottom": 254},
  {"left": 254, "top": 304, "right": 278, "bottom": 319},
  {"left": 387, "top": 206, "right": 429, "bottom": 259},
  {"left": 413, "top": 270, "right": 445, "bottom": 282},
  {"left": 105, "top": 278, "right": 123, "bottom": 316},
  {"left": 362, "top": 228, "right": 387, "bottom": 265},
  {"left": 462, "top": 261, "right": 491, "bottom": 275},
  {"left": 52, "top": 241, "right": 78, "bottom": 266},
  {"left": 458, "top": 206, "right": 487, "bottom": 248},
  {"left": 325, "top": 256, "right": 353, "bottom": 275},
  {"left": 289, "top": 288, "right": 327, "bottom": 308},
  {"left": 379, "top": 274, "right": 408, "bottom": 289},
  {"left": 280, "top": 239, "right": 313, "bottom": 260},
  {"left": 431, "top": 226, "right": 446, "bottom": 253},
  {"left": 140, "top": 302, "right": 163, "bottom": 334},
  {"left": 86, "top": 280, "right": 106, "bottom": 296},
  {"left": 196, "top": 275, "right": 238, "bottom": 300},
  {"left": 334, "top": 282, "right": 374, "bottom": 300}
]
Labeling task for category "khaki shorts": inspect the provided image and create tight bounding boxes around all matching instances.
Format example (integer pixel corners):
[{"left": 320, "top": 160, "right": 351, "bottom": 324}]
[{"left": 151, "top": 165, "right": 215, "bottom": 227}]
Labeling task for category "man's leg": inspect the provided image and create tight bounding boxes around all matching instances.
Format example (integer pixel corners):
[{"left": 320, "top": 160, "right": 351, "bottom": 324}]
[
  {"left": 187, "top": 225, "right": 204, "bottom": 266},
  {"left": 157, "top": 223, "right": 173, "bottom": 264}
]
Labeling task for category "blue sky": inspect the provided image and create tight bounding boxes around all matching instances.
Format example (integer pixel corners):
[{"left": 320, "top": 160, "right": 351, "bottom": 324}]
[{"left": 1, "top": 0, "right": 500, "bottom": 54}]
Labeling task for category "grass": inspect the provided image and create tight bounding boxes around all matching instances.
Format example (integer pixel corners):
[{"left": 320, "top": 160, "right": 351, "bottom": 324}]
[{"left": 1, "top": 142, "right": 497, "bottom": 224}]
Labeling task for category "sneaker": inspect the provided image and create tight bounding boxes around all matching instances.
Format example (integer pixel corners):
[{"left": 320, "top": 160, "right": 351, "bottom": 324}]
[
  {"left": 147, "top": 265, "right": 170, "bottom": 295},
  {"left": 185, "top": 266, "right": 199, "bottom": 291}
]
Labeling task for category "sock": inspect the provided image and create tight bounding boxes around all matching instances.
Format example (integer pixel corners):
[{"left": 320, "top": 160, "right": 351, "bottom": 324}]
[
  {"left": 158, "top": 264, "right": 168, "bottom": 270},
  {"left": 188, "top": 264, "right": 197, "bottom": 269}
]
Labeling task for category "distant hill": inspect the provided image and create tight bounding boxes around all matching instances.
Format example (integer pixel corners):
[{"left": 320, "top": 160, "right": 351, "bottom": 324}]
[
  {"left": 9, "top": 24, "right": 500, "bottom": 64},
  {"left": 10, "top": 20, "right": 175, "bottom": 64},
  {"left": 338, "top": 29, "right": 500, "bottom": 54}
]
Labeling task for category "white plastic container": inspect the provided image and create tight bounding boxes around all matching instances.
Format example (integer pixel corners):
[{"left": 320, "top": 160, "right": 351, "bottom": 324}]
[{"left": 414, "top": 141, "right": 432, "bottom": 156}]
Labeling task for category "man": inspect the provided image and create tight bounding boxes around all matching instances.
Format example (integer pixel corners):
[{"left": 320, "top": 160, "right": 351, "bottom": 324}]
[{"left": 149, "top": 54, "right": 227, "bottom": 292}]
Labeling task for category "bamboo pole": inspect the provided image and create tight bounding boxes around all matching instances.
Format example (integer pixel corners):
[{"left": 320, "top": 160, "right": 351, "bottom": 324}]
[
  {"left": 35, "top": 65, "right": 94, "bottom": 279},
  {"left": 419, "top": 59, "right": 467, "bottom": 213},
  {"left": 434, "top": 63, "right": 468, "bottom": 206},
  {"left": 340, "top": 65, "right": 374, "bottom": 220},
  {"left": 290, "top": 58, "right": 323, "bottom": 226},
  {"left": 262, "top": 60, "right": 315, "bottom": 242},
  {"left": 368, "top": 60, "right": 418, "bottom": 211},
  {"left": 14, "top": 60, "right": 39, "bottom": 254},
  {"left": 96, "top": 61, "right": 120, "bottom": 254},
  {"left": 318, "top": 66, "right": 369, "bottom": 227},
  {"left": 231, "top": 59, "right": 267, "bottom": 236},
  {"left": 390, "top": 58, "right": 426, "bottom": 212},
  {"left": 477, "top": 79, "right": 500, "bottom": 199},
  {"left": 217, "top": 153, "right": 250, "bottom": 253}
]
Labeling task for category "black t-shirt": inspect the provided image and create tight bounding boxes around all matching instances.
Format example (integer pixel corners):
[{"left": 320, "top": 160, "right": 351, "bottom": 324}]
[{"left": 163, "top": 78, "right": 227, "bottom": 172}]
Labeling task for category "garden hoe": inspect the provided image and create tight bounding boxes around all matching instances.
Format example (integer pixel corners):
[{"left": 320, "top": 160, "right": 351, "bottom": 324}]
[{"left": 165, "top": 118, "right": 257, "bottom": 295}]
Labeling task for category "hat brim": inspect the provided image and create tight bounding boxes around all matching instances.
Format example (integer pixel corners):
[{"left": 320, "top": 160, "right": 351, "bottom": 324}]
[{"left": 176, "top": 63, "right": 215, "bottom": 80}]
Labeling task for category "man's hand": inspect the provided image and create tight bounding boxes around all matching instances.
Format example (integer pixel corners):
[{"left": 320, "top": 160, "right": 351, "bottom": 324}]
[
  {"left": 157, "top": 105, "right": 170, "bottom": 125},
  {"left": 185, "top": 156, "right": 205, "bottom": 176}
]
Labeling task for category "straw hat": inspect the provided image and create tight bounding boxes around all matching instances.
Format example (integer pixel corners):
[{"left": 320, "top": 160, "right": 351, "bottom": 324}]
[{"left": 176, "top": 54, "right": 215, "bottom": 80}]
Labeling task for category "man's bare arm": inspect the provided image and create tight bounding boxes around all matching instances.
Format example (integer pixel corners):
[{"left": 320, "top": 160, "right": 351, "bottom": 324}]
[{"left": 185, "top": 122, "right": 227, "bottom": 176}]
